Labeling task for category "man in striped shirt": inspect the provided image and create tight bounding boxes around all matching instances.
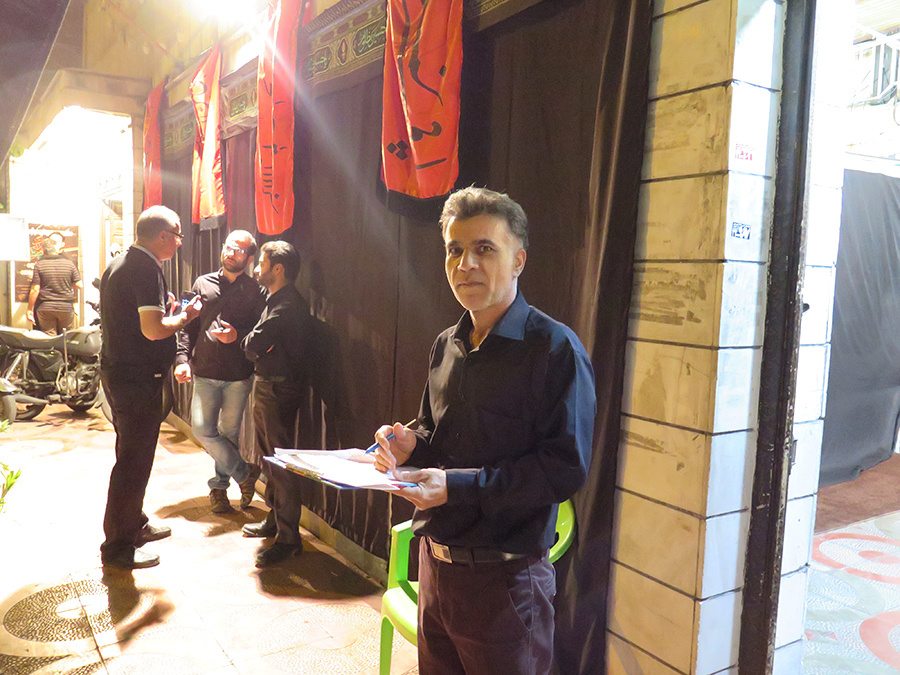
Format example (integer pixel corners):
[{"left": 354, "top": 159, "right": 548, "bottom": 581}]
[{"left": 27, "top": 232, "right": 83, "bottom": 334}]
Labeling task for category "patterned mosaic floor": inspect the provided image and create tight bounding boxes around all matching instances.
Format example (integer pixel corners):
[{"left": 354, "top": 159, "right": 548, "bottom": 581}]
[
  {"left": 0, "top": 405, "right": 418, "bottom": 675},
  {"left": 805, "top": 510, "right": 900, "bottom": 673}
]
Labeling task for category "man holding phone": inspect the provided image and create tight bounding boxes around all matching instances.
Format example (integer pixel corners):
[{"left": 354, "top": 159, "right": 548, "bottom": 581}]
[
  {"left": 175, "top": 230, "right": 266, "bottom": 514},
  {"left": 100, "top": 206, "right": 203, "bottom": 569}
]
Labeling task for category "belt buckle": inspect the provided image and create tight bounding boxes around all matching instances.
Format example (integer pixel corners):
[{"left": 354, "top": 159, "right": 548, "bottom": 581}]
[{"left": 430, "top": 540, "right": 453, "bottom": 563}]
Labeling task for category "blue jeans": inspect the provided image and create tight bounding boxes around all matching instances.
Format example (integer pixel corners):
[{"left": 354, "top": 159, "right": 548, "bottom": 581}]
[{"left": 191, "top": 376, "right": 253, "bottom": 490}]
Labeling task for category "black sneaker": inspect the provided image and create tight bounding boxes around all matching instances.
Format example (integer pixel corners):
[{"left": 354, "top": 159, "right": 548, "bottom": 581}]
[{"left": 255, "top": 542, "right": 302, "bottom": 567}]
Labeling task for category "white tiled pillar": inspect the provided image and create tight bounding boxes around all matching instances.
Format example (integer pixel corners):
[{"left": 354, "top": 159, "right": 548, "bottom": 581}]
[
  {"left": 776, "top": 0, "right": 853, "bottom": 666},
  {"left": 609, "top": 1, "right": 784, "bottom": 672}
]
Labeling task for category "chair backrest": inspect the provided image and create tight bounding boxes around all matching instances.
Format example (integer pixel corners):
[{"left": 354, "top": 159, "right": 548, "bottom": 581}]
[{"left": 549, "top": 499, "right": 576, "bottom": 563}]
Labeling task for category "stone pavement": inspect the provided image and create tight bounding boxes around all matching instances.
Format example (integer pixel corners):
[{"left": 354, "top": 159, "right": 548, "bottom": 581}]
[{"left": 0, "top": 405, "right": 418, "bottom": 675}]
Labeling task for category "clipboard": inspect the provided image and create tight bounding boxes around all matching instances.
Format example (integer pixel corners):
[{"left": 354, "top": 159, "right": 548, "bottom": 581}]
[{"left": 265, "top": 448, "right": 417, "bottom": 491}]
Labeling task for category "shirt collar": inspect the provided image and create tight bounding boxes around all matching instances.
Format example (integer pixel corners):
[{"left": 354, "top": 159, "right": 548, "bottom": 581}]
[
  {"left": 452, "top": 291, "right": 529, "bottom": 347},
  {"left": 131, "top": 244, "right": 162, "bottom": 267}
]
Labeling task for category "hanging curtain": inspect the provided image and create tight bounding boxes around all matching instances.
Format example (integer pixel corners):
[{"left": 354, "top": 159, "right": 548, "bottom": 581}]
[
  {"left": 379, "top": 0, "right": 463, "bottom": 219},
  {"left": 463, "top": 2, "right": 650, "bottom": 670},
  {"left": 142, "top": 80, "right": 166, "bottom": 209},
  {"left": 225, "top": 129, "right": 257, "bottom": 233},
  {"left": 256, "top": 0, "right": 309, "bottom": 236},
  {"left": 190, "top": 45, "right": 226, "bottom": 230}
]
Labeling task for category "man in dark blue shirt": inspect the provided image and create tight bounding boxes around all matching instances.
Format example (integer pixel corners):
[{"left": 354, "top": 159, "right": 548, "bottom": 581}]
[{"left": 373, "top": 187, "right": 596, "bottom": 674}]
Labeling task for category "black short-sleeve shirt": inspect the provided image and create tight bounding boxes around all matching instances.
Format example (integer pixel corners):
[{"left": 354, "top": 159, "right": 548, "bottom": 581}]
[{"left": 100, "top": 246, "right": 175, "bottom": 379}]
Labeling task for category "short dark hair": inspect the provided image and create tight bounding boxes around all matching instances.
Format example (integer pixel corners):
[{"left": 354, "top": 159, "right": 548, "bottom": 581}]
[
  {"left": 136, "top": 205, "right": 180, "bottom": 241},
  {"left": 228, "top": 230, "right": 258, "bottom": 258},
  {"left": 261, "top": 240, "right": 300, "bottom": 282},
  {"left": 439, "top": 187, "right": 528, "bottom": 250}
]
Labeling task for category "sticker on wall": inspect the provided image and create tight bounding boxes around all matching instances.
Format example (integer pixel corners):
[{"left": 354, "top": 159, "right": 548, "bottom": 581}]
[
  {"left": 735, "top": 144, "right": 754, "bottom": 161},
  {"left": 731, "top": 222, "right": 752, "bottom": 240}
]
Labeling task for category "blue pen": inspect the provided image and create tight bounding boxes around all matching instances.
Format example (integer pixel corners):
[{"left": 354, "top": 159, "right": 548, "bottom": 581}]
[{"left": 365, "top": 418, "right": 418, "bottom": 454}]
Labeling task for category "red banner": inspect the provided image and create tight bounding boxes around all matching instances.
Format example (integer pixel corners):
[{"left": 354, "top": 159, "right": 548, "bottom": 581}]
[
  {"left": 381, "top": 0, "right": 463, "bottom": 200},
  {"left": 191, "top": 45, "right": 226, "bottom": 227},
  {"left": 256, "top": 0, "right": 311, "bottom": 236},
  {"left": 142, "top": 81, "right": 166, "bottom": 209}
]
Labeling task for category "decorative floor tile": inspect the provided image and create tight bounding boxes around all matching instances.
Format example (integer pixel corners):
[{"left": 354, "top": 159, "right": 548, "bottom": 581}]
[{"left": 805, "top": 509, "right": 900, "bottom": 672}]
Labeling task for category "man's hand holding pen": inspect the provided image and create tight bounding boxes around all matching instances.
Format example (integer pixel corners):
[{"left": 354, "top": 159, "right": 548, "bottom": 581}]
[
  {"left": 372, "top": 422, "right": 417, "bottom": 474},
  {"left": 373, "top": 422, "right": 449, "bottom": 509}
]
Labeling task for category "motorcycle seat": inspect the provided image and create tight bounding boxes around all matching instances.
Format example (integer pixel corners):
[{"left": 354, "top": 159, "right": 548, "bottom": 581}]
[{"left": 0, "top": 327, "right": 65, "bottom": 350}]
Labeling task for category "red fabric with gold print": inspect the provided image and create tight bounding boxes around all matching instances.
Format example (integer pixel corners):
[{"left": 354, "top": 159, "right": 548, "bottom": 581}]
[
  {"left": 256, "top": 0, "right": 311, "bottom": 236},
  {"left": 190, "top": 46, "right": 226, "bottom": 226},
  {"left": 142, "top": 81, "right": 166, "bottom": 209},
  {"left": 381, "top": 0, "right": 463, "bottom": 200}
]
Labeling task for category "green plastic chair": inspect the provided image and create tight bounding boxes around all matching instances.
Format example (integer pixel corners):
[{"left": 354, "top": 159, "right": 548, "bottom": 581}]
[{"left": 378, "top": 499, "right": 576, "bottom": 674}]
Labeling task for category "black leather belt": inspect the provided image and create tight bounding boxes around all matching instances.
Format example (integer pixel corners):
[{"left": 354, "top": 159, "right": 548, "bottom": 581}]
[{"left": 427, "top": 538, "right": 528, "bottom": 565}]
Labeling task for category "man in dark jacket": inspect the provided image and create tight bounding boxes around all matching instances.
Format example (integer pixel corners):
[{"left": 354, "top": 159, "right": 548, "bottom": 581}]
[{"left": 240, "top": 240, "right": 318, "bottom": 567}]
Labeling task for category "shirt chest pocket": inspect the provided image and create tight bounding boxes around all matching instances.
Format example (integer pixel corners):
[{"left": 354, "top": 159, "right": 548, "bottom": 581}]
[{"left": 473, "top": 406, "right": 532, "bottom": 465}]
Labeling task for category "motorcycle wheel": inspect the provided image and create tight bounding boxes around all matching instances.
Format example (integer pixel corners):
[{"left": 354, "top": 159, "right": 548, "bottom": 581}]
[
  {"left": 14, "top": 363, "right": 46, "bottom": 421},
  {"left": 0, "top": 395, "right": 15, "bottom": 426}
]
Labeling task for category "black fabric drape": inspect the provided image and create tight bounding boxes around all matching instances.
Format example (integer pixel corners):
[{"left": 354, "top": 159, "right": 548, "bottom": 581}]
[
  {"left": 225, "top": 129, "right": 257, "bottom": 233},
  {"left": 821, "top": 169, "right": 900, "bottom": 486},
  {"left": 156, "top": 2, "right": 648, "bottom": 668},
  {"left": 161, "top": 150, "right": 194, "bottom": 419},
  {"left": 455, "top": 1, "right": 649, "bottom": 671}
]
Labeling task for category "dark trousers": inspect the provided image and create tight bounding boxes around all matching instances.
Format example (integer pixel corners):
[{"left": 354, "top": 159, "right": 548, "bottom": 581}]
[
  {"left": 35, "top": 306, "right": 73, "bottom": 335},
  {"left": 417, "top": 544, "right": 556, "bottom": 675},
  {"left": 100, "top": 372, "right": 165, "bottom": 561},
  {"left": 252, "top": 377, "right": 307, "bottom": 545}
]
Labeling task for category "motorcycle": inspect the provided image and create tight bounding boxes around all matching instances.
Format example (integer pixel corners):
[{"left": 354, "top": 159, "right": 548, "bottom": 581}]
[{"left": 0, "top": 322, "right": 105, "bottom": 421}]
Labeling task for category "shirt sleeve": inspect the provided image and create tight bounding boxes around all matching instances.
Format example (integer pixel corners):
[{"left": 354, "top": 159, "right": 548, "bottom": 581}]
[
  {"left": 445, "top": 334, "right": 597, "bottom": 514},
  {"left": 175, "top": 278, "right": 202, "bottom": 366},
  {"left": 135, "top": 262, "right": 166, "bottom": 314},
  {"left": 71, "top": 261, "right": 82, "bottom": 284},
  {"left": 242, "top": 302, "right": 280, "bottom": 362}
]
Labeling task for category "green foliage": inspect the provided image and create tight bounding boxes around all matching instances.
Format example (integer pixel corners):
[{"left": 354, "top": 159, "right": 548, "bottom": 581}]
[{"left": 0, "top": 419, "right": 18, "bottom": 514}]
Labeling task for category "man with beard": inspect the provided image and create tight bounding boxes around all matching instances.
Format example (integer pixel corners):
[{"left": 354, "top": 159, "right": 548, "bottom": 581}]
[
  {"left": 174, "top": 230, "right": 266, "bottom": 513},
  {"left": 240, "top": 240, "right": 319, "bottom": 567}
]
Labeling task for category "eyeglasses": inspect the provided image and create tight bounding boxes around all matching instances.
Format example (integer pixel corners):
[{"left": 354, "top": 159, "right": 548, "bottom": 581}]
[
  {"left": 165, "top": 229, "right": 183, "bottom": 241},
  {"left": 223, "top": 243, "right": 247, "bottom": 256}
]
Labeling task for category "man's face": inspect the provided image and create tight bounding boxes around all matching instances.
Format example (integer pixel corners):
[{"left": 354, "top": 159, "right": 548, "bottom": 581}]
[
  {"left": 221, "top": 233, "right": 251, "bottom": 274},
  {"left": 444, "top": 214, "right": 526, "bottom": 316},
  {"left": 158, "top": 222, "right": 183, "bottom": 261},
  {"left": 254, "top": 251, "right": 278, "bottom": 289}
]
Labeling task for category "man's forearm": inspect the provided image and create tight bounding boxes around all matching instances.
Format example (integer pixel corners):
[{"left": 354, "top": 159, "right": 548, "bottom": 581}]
[
  {"left": 27, "top": 286, "right": 39, "bottom": 313},
  {"left": 140, "top": 311, "right": 194, "bottom": 341}
]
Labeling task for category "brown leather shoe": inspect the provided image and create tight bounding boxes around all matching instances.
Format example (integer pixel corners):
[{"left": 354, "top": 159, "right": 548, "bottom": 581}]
[
  {"left": 102, "top": 548, "right": 160, "bottom": 569},
  {"left": 136, "top": 523, "right": 171, "bottom": 545},
  {"left": 209, "top": 488, "right": 234, "bottom": 514},
  {"left": 238, "top": 464, "right": 261, "bottom": 509}
]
